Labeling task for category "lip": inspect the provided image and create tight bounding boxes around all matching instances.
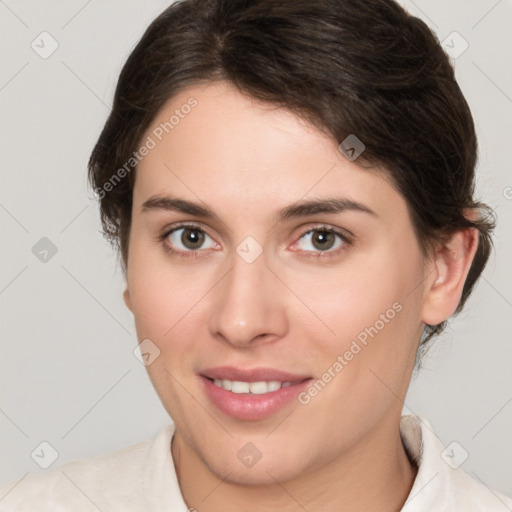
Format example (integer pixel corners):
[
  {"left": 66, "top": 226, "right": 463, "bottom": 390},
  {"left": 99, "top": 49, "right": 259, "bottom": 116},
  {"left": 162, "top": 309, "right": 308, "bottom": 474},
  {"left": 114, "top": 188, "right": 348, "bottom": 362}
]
[
  {"left": 200, "top": 366, "right": 311, "bottom": 383},
  {"left": 198, "top": 367, "right": 313, "bottom": 421}
]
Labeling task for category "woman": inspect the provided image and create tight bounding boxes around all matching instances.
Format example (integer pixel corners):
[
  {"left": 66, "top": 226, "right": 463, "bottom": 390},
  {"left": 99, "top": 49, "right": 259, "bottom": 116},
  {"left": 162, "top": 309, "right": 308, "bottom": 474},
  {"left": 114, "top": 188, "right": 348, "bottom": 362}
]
[{"left": 1, "top": 0, "right": 510, "bottom": 510}]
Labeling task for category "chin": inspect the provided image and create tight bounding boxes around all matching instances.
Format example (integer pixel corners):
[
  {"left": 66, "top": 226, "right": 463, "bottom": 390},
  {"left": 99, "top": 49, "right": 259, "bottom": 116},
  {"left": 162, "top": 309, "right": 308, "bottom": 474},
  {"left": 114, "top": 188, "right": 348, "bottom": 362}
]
[
  {"left": 202, "top": 450, "right": 307, "bottom": 487},
  {"left": 215, "top": 464, "right": 295, "bottom": 487}
]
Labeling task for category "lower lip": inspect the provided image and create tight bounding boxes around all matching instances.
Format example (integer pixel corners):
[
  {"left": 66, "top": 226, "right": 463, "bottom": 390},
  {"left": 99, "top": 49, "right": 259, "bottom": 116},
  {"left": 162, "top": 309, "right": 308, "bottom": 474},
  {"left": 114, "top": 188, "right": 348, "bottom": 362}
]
[{"left": 199, "top": 375, "right": 313, "bottom": 421}]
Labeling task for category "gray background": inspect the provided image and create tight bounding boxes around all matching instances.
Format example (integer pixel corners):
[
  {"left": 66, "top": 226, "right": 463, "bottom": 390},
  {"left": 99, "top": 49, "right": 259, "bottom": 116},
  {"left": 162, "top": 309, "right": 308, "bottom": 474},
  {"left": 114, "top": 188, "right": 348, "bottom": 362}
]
[{"left": 1, "top": 0, "right": 511, "bottom": 498}]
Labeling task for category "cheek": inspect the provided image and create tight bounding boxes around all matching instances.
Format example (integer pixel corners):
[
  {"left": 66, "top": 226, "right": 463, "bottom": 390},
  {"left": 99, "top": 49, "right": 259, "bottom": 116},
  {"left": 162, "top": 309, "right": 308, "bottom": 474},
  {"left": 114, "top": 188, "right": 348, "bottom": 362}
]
[
  {"left": 291, "top": 270, "right": 422, "bottom": 444},
  {"left": 286, "top": 247, "right": 418, "bottom": 341},
  {"left": 127, "top": 236, "right": 200, "bottom": 332},
  {"left": 290, "top": 241, "right": 424, "bottom": 388}
]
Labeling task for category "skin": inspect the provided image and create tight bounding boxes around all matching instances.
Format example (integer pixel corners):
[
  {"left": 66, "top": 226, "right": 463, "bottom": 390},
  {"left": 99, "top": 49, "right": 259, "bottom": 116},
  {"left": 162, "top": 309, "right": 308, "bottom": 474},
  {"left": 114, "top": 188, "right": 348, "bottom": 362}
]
[{"left": 123, "top": 81, "right": 478, "bottom": 511}]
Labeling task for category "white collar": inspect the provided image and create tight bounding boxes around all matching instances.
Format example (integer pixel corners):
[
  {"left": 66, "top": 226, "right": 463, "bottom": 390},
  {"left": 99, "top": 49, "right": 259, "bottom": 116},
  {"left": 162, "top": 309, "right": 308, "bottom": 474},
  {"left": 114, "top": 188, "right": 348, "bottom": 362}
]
[{"left": 399, "top": 415, "right": 511, "bottom": 511}]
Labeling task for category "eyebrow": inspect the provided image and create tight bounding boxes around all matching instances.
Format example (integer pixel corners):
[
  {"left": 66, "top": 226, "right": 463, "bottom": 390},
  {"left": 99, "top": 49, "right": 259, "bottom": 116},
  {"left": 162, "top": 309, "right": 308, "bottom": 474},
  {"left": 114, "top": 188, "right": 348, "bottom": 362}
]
[{"left": 141, "top": 195, "right": 378, "bottom": 223}]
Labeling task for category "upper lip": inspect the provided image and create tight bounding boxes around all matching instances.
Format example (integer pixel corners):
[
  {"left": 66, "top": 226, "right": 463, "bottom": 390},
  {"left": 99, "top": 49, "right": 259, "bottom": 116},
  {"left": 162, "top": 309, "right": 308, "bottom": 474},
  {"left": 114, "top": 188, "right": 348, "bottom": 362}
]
[{"left": 200, "top": 366, "right": 312, "bottom": 383}]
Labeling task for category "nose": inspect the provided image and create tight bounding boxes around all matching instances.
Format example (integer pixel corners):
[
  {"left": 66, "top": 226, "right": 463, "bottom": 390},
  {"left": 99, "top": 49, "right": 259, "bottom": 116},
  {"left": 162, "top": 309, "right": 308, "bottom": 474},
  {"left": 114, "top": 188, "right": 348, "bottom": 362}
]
[{"left": 208, "top": 249, "right": 289, "bottom": 348}]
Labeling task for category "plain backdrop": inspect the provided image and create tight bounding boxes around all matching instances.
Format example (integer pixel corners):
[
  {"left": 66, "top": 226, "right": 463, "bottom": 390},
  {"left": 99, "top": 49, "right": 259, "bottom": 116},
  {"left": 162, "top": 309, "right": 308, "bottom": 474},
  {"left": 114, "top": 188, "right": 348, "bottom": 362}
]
[{"left": 1, "top": 0, "right": 511, "bottom": 498}]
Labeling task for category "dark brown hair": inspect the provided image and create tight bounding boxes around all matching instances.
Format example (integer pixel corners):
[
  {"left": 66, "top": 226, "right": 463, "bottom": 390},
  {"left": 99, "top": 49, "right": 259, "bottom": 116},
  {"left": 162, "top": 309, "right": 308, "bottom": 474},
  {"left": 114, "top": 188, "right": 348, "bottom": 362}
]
[{"left": 88, "top": 0, "right": 495, "bottom": 351}]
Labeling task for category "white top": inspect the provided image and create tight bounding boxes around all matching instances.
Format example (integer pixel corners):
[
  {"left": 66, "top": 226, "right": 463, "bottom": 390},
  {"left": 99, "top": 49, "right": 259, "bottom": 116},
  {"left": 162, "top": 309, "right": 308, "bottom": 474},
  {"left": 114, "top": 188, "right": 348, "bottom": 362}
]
[{"left": 1, "top": 415, "right": 510, "bottom": 511}]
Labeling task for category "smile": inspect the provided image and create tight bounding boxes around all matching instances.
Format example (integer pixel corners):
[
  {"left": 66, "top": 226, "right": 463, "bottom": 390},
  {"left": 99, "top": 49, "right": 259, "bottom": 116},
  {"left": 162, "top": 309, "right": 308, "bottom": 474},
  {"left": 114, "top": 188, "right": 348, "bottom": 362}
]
[{"left": 199, "top": 368, "right": 313, "bottom": 421}]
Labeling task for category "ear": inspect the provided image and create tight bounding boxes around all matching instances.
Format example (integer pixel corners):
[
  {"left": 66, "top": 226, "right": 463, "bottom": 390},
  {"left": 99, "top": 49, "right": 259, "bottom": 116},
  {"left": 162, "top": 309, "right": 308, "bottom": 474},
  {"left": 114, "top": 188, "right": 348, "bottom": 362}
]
[
  {"left": 421, "top": 227, "right": 479, "bottom": 326},
  {"left": 123, "top": 286, "right": 133, "bottom": 312}
]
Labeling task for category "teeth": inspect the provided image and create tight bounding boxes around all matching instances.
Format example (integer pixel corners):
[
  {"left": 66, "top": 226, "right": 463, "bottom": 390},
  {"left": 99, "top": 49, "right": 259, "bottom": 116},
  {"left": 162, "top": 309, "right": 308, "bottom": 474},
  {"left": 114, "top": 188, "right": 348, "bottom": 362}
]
[
  {"left": 212, "top": 379, "right": 292, "bottom": 394},
  {"left": 231, "top": 381, "right": 250, "bottom": 393}
]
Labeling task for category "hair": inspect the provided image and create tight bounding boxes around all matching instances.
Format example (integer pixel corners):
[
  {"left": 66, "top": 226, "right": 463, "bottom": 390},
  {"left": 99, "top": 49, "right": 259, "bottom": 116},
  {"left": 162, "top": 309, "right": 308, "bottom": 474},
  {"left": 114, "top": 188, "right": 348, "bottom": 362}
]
[{"left": 88, "top": 0, "right": 495, "bottom": 353}]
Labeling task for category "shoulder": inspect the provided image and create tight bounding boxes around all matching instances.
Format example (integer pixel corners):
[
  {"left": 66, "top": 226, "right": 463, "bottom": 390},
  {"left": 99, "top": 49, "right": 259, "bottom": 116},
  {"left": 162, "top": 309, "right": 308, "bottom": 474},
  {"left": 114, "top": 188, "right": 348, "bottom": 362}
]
[
  {"left": 0, "top": 425, "right": 175, "bottom": 511},
  {"left": 400, "top": 415, "right": 512, "bottom": 512}
]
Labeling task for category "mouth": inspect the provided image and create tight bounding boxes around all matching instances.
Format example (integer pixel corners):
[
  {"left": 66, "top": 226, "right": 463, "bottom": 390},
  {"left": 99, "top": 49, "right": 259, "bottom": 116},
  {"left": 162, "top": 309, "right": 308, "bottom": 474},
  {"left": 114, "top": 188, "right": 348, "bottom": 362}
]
[{"left": 198, "top": 366, "right": 313, "bottom": 421}]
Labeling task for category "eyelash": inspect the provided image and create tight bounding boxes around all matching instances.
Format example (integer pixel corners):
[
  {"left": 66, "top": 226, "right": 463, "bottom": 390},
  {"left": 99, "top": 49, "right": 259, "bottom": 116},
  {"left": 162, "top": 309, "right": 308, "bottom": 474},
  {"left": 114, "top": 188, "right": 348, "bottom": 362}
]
[{"left": 157, "top": 223, "right": 352, "bottom": 260}]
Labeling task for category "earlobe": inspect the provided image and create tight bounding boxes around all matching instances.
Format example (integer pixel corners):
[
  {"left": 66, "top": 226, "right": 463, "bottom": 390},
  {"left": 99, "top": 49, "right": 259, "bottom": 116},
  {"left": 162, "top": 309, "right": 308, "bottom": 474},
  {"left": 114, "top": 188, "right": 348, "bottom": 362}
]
[
  {"left": 123, "top": 287, "right": 133, "bottom": 312},
  {"left": 421, "top": 228, "right": 479, "bottom": 326}
]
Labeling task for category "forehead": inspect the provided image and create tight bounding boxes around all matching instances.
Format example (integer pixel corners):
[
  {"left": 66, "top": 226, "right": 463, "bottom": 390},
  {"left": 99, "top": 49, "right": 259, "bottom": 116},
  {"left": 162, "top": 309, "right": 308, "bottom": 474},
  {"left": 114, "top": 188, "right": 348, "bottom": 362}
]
[{"left": 134, "top": 81, "right": 404, "bottom": 223}]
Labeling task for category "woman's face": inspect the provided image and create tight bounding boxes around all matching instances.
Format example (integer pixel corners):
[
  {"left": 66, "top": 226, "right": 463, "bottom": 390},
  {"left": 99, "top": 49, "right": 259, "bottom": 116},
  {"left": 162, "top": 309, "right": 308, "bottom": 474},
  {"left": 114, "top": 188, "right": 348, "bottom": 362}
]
[{"left": 124, "top": 80, "right": 431, "bottom": 484}]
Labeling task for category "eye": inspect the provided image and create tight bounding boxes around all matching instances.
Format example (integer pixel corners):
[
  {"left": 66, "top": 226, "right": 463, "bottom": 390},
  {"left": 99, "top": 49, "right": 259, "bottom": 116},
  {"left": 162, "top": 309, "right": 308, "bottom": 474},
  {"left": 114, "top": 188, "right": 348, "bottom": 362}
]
[
  {"left": 292, "top": 226, "right": 350, "bottom": 258},
  {"left": 160, "top": 224, "right": 218, "bottom": 258}
]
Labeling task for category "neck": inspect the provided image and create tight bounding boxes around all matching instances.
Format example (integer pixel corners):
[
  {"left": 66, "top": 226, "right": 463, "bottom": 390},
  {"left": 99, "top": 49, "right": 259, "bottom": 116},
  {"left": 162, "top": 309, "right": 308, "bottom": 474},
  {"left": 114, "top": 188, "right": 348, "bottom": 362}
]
[{"left": 171, "top": 415, "right": 418, "bottom": 512}]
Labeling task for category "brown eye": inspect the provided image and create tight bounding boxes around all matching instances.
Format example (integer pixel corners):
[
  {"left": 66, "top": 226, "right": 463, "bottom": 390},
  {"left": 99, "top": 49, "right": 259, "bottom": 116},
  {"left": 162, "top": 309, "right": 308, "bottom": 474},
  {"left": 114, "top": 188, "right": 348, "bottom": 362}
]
[
  {"left": 164, "top": 225, "right": 217, "bottom": 254},
  {"left": 294, "top": 227, "right": 348, "bottom": 256}
]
